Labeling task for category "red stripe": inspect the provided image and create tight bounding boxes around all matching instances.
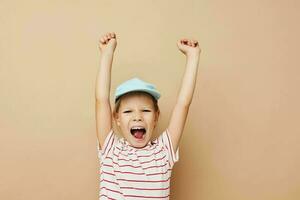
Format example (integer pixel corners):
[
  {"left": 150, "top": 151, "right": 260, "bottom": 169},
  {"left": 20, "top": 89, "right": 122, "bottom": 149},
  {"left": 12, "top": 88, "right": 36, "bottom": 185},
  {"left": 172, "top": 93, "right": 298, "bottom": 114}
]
[
  {"left": 115, "top": 144, "right": 157, "bottom": 151},
  {"left": 109, "top": 154, "right": 166, "bottom": 165},
  {"left": 99, "top": 194, "right": 117, "bottom": 200},
  {"left": 108, "top": 160, "right": 167, "bottom": 170},
  {"left": 112, "top": 153, "right": 139, "bottom": 162},
  {"left": 115, "top": 146, "right": 121, "bottom": 151},
  {"left": 100, "top": 179, "right": 118, "bottom": 185},
  {"left": 114, "top": 170, "right": 145, "bottom": 175},
  {"left": 109, "top": 155, "right": 139, "bottom": 163},
  {"left": 143, "top": 162, "right": 168, "bottom": 170},
  {"left": 101, "top": 171, "right": 115, "bottom": 176},
  {"left": 124, "top": 194, "right": 169, "bottom": 199},
  {"left": 118, "top": 157, "right": 138, "bottom": 162},
  {"left": 105, "top": 137, "right": 115, "bottom": 157},
  {"left": 113, "top": 168, "right": 170, "bottom": 176},
  {"left": 115, "top": 147, "right": 164, "bottom": 158},
  {"left": 102, "top": 159, "right": 168, "bottom": 170},
  {"left": 140, "top": 155, "right": 166, "bottom": 164},
  {"left": 100, "top": 186, "right": 123, "bottom": 195},
  {"left": 100, "top": 173, "right": 171, "bottom": 185},
  {"left": 137, "top": 148, "right": 164, "bottom": 158},
  {"left": 117, "top": 177, "right": 170, "bottom": 183},
  {"left": 102, "top": 164, "right": 113, "bottom": 168},
  {"left": 115, "top": 163, "right": 142, "bottom": 168},
  {"left": 147, "top": 169, "right": 171, "bottom": 176},
  {"left": 103, "top": 132, "right": 113, "bottom": 155},
  {"left": 120, "top": 186, "right": 170, "bottom": 191}
]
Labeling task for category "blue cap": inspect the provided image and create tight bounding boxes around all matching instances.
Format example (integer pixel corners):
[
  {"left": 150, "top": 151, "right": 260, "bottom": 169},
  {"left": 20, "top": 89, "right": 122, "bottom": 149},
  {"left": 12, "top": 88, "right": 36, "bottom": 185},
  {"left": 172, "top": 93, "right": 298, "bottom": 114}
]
[{"left": 114, "top": 78, "right": 161, "bottom": 102}]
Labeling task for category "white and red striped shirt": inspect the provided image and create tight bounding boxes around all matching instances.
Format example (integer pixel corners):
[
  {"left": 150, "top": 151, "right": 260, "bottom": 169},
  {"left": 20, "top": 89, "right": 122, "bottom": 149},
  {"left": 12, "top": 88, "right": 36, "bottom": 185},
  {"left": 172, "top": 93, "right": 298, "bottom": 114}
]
[{"left": 96, "top": 129, "right": 179, "bottom": 200}]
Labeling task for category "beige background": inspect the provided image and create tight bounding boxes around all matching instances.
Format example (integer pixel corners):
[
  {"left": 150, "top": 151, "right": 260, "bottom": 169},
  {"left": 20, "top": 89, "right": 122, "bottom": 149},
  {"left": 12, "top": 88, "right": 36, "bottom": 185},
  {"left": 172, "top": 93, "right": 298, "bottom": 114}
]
[{"left": 1, "top": 0, "right": 300, "bottom": 199}]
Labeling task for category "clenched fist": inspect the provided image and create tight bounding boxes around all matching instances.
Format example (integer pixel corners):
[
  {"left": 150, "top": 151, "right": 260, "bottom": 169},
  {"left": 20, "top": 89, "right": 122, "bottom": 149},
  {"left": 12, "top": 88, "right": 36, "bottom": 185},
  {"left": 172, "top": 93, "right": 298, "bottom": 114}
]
[
  {"left": 98, "top": 32, "right": 117, "bottom": 55},
  {"left": 177, "top": 38, "right": 201, "bottom": 57}
]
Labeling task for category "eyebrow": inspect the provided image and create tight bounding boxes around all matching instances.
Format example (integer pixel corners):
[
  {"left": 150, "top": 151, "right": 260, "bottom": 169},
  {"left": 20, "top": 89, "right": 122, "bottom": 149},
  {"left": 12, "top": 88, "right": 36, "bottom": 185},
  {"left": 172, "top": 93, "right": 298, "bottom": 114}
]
[{"left": 122, "top": 107, "right": 153, "bottom": 110}]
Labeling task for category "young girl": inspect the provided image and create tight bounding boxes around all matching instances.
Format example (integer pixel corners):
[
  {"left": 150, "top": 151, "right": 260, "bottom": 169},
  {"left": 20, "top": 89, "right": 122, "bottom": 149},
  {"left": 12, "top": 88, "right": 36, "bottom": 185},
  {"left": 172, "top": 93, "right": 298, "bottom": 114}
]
[{"left": 95, "top": 32, "right": 201, "bottom": 199}]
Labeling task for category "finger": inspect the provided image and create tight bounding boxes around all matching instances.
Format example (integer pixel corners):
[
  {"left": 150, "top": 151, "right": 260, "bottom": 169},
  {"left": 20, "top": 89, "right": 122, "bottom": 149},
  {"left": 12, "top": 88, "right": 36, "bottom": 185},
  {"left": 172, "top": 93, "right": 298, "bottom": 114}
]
[
  {"left": 103, "top": 36, "right": 108, "bottom": 44},
  {"left": 100, "top": 38, "right": 105, "bottom": 44},
  {"left": 181, "top": 40, "right": 188, "bottom": 45},
  {"left": 189, "top": 40, "right": 196, "bottom": 47},
  {"left": 179, "top": 38, "right": 186, "bottom": 43},
  {"left": 102, "top": 33, "right": 109, "bottom": 39},
  {"left": 190, "top": 40, "right": 196, "bottom": 47},
  {"left": 178, "top": 40, "right": 187, "bottom": 47},
  {"left": 177, "top": 41, "right": 183, "bottom": 47},
  {"left": 110, "top": 32, "right": 116, "bottom": 38},
  {"left": 181, "top": 38, "right": 188, "bottom": 43}
]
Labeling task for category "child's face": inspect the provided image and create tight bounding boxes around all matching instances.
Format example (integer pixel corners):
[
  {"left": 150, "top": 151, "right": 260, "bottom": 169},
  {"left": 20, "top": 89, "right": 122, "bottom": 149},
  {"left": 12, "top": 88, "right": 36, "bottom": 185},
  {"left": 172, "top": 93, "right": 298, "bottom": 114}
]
[{"left": 114, "top": 93, "right": 159, "bottom": 148}]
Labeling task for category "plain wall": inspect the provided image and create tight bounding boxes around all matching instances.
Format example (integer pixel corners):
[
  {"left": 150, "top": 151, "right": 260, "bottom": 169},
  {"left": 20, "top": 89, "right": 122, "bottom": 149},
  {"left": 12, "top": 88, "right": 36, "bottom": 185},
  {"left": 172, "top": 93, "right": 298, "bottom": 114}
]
[{"left": 1, "top": 0, "right": 299, "bottom": 199}]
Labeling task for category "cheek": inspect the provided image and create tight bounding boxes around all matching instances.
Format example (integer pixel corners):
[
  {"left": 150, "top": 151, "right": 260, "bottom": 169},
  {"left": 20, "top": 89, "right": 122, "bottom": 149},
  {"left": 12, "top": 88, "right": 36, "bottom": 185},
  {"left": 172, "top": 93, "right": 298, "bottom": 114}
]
[
  {"left": 146, "top": 115, "right": 157, "bottom": 125},
  {"left": 119, "top": 116, "right": 130, "bottom": 127}
]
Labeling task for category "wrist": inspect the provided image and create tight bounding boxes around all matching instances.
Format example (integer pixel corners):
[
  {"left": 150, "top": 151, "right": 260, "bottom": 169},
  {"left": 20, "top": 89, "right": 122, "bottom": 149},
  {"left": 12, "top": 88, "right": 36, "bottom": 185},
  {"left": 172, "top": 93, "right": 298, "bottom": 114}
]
[
  {"left": 186, "top": 52, "right": 200, "bottom": 60},
  {"left": 100, "top": 50, "right": 114, "bottom": 57}
]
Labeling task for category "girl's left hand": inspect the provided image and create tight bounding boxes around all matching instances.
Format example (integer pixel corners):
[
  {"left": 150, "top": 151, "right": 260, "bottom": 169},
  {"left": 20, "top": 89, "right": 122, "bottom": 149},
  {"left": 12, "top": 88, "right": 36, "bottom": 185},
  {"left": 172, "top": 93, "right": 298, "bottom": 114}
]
[{"left": 177, "top": 38, "right": 201, "bottom": 57}]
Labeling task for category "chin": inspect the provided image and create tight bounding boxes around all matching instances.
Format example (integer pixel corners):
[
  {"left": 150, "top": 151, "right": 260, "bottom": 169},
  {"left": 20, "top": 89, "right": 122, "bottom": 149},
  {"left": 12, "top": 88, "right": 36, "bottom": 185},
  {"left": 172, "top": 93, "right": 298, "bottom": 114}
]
[{"left": 128, "top": 135, "right": 151, "bottom": 148}]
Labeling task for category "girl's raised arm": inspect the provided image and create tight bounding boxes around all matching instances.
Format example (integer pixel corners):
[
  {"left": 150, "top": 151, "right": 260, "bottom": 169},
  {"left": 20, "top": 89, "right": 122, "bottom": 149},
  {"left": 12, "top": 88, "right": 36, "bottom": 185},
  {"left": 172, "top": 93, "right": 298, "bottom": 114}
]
[
  {"left": 95, "top": 32, "right": 117, "bottom": 149},
  {"left": 167, "top": 38, "right": 201, "bottom": 152}
]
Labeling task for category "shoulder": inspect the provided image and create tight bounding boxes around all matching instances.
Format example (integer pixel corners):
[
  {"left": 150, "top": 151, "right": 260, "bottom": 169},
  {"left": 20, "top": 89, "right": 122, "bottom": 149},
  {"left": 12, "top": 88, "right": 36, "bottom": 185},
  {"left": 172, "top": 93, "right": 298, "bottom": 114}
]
[
  {"left": 155, "top": 129, "right": 179, "bottom": 167},
  {"left": 97, "top": 129, "right": 122, "bottom": 159},
  {"left": 156, "top": 129, "right": 170, "bottom": 144}
]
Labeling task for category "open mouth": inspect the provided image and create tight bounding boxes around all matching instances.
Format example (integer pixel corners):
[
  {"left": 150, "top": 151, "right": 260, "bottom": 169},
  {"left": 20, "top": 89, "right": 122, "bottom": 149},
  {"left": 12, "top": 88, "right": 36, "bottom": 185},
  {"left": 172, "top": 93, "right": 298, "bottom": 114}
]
[{"left": 130, "top": 127, "right": 146, "bottom": 139}]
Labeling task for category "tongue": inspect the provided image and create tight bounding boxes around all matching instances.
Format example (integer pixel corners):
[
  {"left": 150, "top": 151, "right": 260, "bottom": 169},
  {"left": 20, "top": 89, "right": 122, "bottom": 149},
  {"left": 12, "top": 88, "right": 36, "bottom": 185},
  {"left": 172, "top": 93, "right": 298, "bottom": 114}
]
[{"left": 134, "top": 131, "right": 144, "bottom": 139}]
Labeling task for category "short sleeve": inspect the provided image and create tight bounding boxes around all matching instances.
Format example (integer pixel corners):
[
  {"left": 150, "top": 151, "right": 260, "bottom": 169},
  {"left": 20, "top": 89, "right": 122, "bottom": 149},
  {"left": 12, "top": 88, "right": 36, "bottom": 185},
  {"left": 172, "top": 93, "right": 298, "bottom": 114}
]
[
  {"left": 96, "top": 129, "right": 117, "bottom": 161},
  {"left": 158, "top": 129, "right": 179, "bottom": 168}
]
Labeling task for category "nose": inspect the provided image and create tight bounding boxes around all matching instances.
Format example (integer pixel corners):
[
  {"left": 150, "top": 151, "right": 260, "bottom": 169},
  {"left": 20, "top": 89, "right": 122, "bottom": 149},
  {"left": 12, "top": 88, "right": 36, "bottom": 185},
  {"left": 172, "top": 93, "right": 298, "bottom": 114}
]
[{"left": 133, "top": 112, "right": 143, "bottom": 121}]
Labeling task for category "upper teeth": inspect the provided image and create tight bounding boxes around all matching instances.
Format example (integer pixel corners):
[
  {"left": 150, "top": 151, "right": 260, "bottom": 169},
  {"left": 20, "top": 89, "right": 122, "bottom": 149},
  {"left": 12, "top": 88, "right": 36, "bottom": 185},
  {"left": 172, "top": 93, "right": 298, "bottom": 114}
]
[{"left": 131, "top": 127, "right": 144, "bottom": 130}]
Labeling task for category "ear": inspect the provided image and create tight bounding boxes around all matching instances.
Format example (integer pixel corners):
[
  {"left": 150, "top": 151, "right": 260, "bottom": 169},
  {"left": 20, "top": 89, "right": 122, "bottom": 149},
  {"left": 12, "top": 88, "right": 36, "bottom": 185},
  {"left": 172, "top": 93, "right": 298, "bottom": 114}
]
[
  {"left": 153, "top": 112, "right": 160, "bottom": 129},
  {"left": 113, "top": 111, "right": 121, "bottom": 126},
  {"left": 156, "top": 110, "right": 160, "bottom": 120}
]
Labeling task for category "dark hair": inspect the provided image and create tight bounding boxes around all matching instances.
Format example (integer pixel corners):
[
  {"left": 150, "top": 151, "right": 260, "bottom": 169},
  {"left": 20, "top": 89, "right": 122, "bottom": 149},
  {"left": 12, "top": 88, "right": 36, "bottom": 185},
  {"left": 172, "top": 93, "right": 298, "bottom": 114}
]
[{"left": 113, "top": 91, "right": 159, "bottom": 114}]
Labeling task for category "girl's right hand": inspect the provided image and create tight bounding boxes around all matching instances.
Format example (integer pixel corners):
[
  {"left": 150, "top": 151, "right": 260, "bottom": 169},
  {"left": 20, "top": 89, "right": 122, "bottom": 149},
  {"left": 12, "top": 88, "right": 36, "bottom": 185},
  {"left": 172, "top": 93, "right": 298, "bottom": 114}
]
[{"left": 98, "top": 32, "right": 117, "bottom": 55}]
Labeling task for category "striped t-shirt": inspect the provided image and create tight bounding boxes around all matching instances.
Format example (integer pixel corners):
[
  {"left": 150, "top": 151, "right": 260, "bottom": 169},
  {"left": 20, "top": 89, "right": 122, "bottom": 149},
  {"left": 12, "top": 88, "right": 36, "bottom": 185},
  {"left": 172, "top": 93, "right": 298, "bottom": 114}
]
[{"left": 96, "top": 129, "right": 179, "bottom": 200}]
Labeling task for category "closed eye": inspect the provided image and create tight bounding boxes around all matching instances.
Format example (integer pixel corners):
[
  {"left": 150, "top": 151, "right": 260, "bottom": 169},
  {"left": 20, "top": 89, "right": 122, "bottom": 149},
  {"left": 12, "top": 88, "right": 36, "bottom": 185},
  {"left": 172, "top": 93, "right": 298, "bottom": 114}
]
[{"left": 123, "top": 110, "right": 151, "bottom": 113}]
